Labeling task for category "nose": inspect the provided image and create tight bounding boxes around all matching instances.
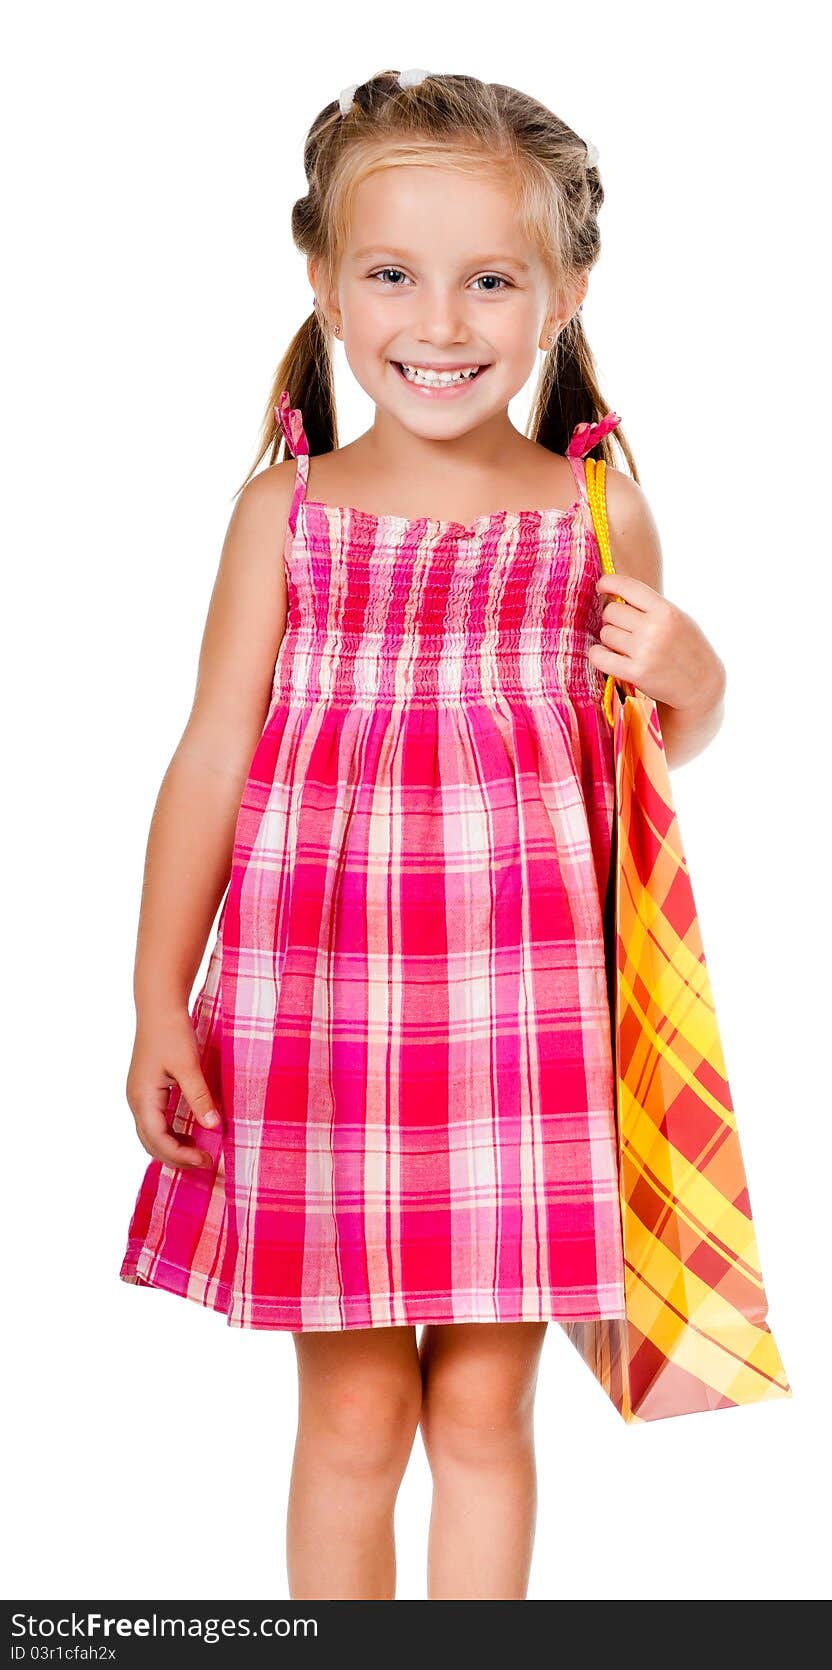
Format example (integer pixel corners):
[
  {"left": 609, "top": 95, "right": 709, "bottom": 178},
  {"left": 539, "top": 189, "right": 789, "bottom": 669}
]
[{"left": 413, "top": 286, "right": 473, "bottom": 346}]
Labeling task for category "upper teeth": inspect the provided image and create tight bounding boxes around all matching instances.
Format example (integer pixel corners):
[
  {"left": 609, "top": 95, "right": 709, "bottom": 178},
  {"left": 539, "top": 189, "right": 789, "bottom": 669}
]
[{"left": 399, "top": 364, "right": 481, "bottom": 385}]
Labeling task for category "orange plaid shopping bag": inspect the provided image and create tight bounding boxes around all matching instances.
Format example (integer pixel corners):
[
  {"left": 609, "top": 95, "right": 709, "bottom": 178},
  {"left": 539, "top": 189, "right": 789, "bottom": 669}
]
[{"left": 561, "top": 454, "right": 791, "bottom": 1422}]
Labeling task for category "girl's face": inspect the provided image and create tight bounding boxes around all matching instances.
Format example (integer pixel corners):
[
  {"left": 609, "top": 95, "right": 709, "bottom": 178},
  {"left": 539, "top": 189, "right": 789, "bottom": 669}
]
[{"left": 314, "top": 165, "right": 575, "bottom": 438}]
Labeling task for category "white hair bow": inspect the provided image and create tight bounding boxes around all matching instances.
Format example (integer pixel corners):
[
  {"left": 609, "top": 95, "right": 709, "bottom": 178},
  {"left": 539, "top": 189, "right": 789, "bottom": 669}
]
[
  {"left": 338, "top": 82, "right": 360, "bottom": 117},
  {"left": 585, "top": 139, "right": 600, "bottom": 169},
  {"left": 338, "top": 68, "right": 429, "bottom": 118}
]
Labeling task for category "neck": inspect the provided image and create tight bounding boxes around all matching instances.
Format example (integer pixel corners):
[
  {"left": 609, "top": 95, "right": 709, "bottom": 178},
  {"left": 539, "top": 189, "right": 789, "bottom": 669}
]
[{"left": 365, "top": 402, "right": 525, "bottom": 485}]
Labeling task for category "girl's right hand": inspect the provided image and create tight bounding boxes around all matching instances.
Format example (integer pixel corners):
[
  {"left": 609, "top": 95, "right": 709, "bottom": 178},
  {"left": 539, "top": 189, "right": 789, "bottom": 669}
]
[{"left": 126, "top": 1009, "right": 222, "bottom": 1171}]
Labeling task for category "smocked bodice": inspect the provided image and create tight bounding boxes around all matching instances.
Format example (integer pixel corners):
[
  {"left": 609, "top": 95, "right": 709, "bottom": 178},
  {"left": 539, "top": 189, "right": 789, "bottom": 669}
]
[
  {"left": 270, "top": 390, "right": 622, "bottom": 710},
  {"left": 272, "top": 498, "right": 607, "bottom": 708}
]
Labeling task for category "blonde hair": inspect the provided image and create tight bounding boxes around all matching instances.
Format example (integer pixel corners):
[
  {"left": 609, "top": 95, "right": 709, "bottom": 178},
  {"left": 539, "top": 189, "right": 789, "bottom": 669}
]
[{"left": 237, "top": 69, "right": 639, "bottom": 495}]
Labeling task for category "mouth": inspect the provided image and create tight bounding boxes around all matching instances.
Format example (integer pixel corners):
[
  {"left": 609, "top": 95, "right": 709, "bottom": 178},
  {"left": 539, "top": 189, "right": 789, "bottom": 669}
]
[{"left": 390, "top": 361, "right": 491, "bottom": 396}]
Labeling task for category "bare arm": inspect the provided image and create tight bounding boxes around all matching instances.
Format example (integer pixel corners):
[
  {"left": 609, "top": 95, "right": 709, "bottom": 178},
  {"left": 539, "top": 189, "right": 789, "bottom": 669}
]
[
  {"left": 593, "top": 468, "right": 726, "bottom": 770},
  {"left": 126, "top": 458, "right": 297, "bottom": 1168}
]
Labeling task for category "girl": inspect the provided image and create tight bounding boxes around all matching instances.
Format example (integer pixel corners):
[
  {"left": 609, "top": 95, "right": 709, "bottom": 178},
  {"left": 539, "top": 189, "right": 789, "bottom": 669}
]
[{"left": 119, "top": 69, "right": 725, "bottom": 1601}]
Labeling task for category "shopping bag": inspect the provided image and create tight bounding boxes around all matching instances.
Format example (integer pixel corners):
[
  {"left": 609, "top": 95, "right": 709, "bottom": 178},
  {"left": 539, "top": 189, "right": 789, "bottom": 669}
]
[{"left": 561, "top": 453, "right": 791, "bottom": 1421}]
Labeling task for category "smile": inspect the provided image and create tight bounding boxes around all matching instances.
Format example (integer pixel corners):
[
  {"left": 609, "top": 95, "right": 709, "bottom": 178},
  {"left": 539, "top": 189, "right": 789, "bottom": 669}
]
[{"left": 391, "top": 362, "right": 490, "bottom": 396}]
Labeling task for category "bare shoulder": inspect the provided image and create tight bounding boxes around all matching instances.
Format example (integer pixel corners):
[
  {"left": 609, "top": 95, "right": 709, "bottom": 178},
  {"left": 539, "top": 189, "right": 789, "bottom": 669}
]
[
  {"left": 206, "top": 452, "right": 299, "bottom": 650},
  {"left": 229, "top": 455, "right": 298, "bottom": 544},
  {"left": 211, "top": 456, "right": 300, "bottom": 604},
  {"left": 177, "top": 457, "right": 300, "bottom": 781},
  {"left": 602, "top": 465, "right": 664, "bottom": 593},
  {"left": 206, "top": 454, "right": 299, "bottom": 619}
]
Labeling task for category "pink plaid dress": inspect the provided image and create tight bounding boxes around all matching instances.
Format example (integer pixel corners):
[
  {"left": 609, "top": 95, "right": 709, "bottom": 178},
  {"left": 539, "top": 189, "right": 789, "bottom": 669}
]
[{"left": 119, "top": 392, "right": 626, "bottom": 1331}]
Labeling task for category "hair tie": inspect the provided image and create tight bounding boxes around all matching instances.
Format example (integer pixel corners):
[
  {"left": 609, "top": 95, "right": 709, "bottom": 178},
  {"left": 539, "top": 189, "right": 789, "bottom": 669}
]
[
  {"left": 396, "top": 67, "right": 429, "bottom": 89},
  {"left": 585, "top": 139, "right": 600, "bottom": 169},
  {"left": 338, "top": 82, "right": 360, "bottom": 117},
  {"left": 338, "top": 68, "right": 430, "bottom": 119}
]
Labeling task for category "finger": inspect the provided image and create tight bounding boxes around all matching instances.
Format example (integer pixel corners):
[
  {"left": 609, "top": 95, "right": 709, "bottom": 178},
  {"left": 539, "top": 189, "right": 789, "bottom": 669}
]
[
  {"left": 175, "top": 1057, "right": 222, "bottom": 1131},
  {"left": 134, "top": 1095, "right": 216, "bottom": 1169},
  {"left": 595, "top": 572, "right": 654, "bottom": 608},
  {"left": 589, "top": 642, "right": 637, "bottom": 677},
  {"left": 597, "top": 599, "right": 635, "bottom": 632},
  {"left": 597, "top": 621, "right": 635, "bottom": 653},
  {"left": 136, "top": 1108, "right": 215, "bottom": 1175},
  {"left": 154, "top": 1130, "right": 216, "bottom": 1170}
]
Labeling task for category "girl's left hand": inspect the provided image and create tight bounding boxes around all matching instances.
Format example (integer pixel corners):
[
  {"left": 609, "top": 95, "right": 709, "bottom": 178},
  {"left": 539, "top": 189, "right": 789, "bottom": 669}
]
[{"left": 590, "top": 572, "right": 724, "bottom": 712}]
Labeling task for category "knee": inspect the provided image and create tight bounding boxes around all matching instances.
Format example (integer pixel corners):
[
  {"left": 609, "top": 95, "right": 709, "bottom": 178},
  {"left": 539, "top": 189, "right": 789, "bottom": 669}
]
[
  {"left": 301, "top": 1368, "right": 422, "bottom": 1480},
  {"left": 420, "top": 1358, "right": 537, "bottom": 1471}
]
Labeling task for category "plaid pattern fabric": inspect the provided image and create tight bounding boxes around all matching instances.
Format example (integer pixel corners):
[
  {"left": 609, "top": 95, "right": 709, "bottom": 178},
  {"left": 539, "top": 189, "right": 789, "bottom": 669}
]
[
  {"left": 562, "top": 456, "right": 791, "bottom": 1420},
  {"left": 119, "top": 394, "right": 629, "bottom": 1331}
]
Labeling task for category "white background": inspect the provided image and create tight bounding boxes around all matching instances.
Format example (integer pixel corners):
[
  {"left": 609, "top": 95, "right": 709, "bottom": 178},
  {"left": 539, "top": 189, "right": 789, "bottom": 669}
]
[{"left": 3, "top": 0, "right": 829, "bottom": 1603}]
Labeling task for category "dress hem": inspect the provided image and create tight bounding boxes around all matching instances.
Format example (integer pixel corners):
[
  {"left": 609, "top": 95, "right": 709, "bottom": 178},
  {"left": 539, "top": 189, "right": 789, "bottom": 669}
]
[{"left": 119, "top": 1247, "right": 627, "bottom": 1332}]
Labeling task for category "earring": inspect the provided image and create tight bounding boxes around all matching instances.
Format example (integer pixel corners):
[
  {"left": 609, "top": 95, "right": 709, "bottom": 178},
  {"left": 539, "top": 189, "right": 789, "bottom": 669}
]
[{"left": 313, "top": 298, "right": 340, "bottom": 337}]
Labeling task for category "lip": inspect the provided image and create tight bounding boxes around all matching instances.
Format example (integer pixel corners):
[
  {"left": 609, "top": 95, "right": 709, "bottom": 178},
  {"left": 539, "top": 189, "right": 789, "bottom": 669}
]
[{"left": 390, "top": 361, "right": 491, "bottom": 398}]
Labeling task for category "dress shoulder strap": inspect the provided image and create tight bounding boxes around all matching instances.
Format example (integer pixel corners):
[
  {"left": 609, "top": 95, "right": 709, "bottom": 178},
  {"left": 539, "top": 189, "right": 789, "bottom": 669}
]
[
  {"left": 565, "top": 411, "right": 622, "bottom": 507},
  {"left": 274, "top": 389, "right": 311, "bottom": 536}
]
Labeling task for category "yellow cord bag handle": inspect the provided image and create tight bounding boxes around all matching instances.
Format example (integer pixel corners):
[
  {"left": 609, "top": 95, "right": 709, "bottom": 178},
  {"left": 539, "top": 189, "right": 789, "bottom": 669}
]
[{"left": 583, "top": 455, "right": 625, "bottom": 729}]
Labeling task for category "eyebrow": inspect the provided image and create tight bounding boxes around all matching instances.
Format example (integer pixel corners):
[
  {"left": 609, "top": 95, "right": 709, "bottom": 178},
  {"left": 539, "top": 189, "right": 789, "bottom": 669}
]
[{"left": 350, "top": 247, "right": 531, "bottom": 271}]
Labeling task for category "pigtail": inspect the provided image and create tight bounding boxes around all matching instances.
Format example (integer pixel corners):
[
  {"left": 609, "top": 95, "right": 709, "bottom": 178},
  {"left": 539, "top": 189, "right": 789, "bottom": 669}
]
[
  {"left": 234, "top": 309, "right": 338, "bottom": 498},
  {"left": 530, "top": 314, "right": 639, "bottom": 482}
]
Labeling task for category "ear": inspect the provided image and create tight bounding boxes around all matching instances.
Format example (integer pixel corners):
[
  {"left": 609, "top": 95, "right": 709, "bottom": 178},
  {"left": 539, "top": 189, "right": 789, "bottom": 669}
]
[
  {"left": 308, "top": 257, "right": 338, "bottom": 325},
  {"left": 560, "top": 270, "right": 590, "bottom": 331},
  {"left": 546, "top": 268, "right": 590, "bottom": 336}
]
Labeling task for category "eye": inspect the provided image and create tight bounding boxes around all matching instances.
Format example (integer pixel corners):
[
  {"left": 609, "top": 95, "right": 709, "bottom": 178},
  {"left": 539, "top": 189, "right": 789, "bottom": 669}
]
[
  {"left": 369, "top": 268, "right": 412, "bottom": 286},
  {"left": 368, "top": 269, "right": 514, "bottom": 292}
]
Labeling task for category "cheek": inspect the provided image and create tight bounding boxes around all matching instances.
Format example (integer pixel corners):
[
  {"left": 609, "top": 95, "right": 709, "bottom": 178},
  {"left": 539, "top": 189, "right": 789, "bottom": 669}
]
[
  {"left": 340, "top": 283, "right": 391, "bottom": 342},
  {"left": 486, "top": 301, "right": 546, "bottom": 359}
]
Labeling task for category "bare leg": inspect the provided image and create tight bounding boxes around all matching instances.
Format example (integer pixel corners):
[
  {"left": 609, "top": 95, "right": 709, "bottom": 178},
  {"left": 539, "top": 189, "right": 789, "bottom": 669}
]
[
  {"left": 418, "top": 1321, "right": 547, "bottom": 1600},
  {"left": 287, "top": 1324, "right": 422, "bottom": 1599}
]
